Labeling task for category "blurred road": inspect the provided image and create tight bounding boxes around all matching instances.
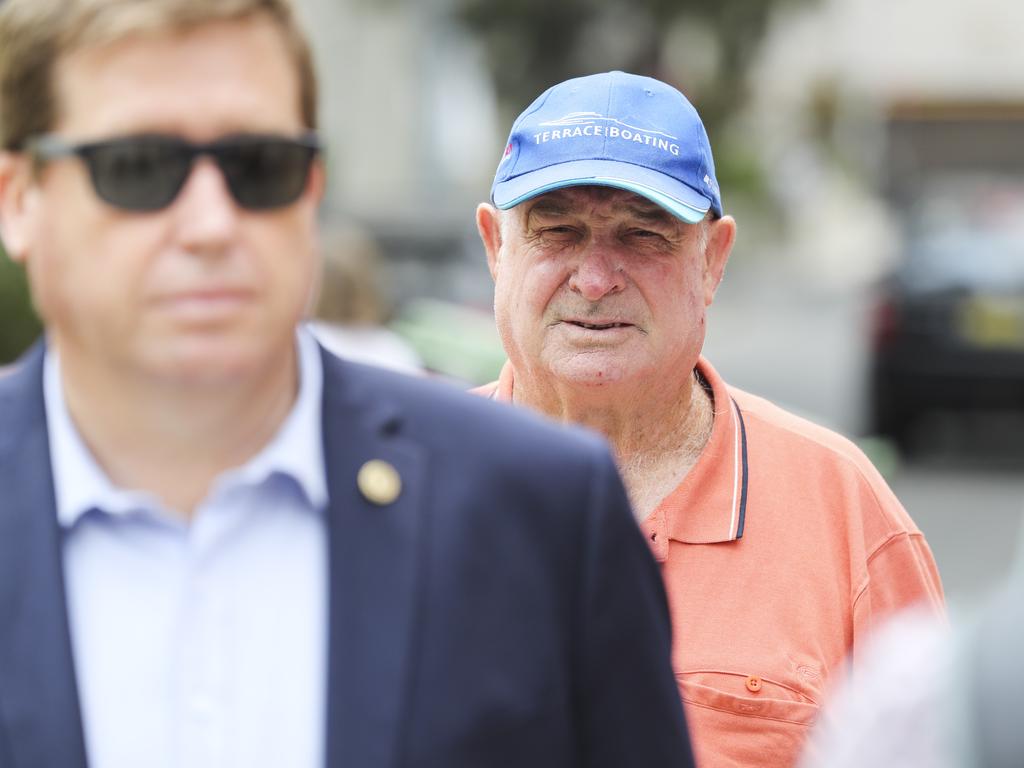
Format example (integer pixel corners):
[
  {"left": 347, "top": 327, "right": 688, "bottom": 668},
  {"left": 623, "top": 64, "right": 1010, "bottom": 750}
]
[{"left": 704, "top": 261, "right": 1024, "bottom": 609}]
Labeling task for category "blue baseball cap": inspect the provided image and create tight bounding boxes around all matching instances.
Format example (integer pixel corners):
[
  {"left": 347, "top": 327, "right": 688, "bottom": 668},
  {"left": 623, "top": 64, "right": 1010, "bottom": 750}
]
[{"left": 490, "top": 71, "right": 722, "bottom": 224}]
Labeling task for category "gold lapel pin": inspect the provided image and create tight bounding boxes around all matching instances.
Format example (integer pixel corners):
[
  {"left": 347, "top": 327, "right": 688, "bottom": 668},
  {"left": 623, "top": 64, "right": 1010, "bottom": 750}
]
[{"left": 357, "top": 459, "right": 402, "bottom": 506}]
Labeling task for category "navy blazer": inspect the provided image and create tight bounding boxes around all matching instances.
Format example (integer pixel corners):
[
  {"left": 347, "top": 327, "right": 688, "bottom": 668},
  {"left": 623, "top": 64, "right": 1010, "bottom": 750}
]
[{"left": 0, "top": 343, "right": 693, "bottom": 768}]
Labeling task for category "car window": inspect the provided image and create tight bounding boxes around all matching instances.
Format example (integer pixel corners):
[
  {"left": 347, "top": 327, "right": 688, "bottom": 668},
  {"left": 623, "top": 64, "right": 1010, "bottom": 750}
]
[{"left": 903, "top": 229, "right": 1024, "bottom": 291}]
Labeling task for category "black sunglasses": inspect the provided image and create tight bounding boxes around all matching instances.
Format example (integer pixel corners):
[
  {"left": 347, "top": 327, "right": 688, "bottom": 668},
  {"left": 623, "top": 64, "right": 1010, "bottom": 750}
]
[{"left": 25, "top": 132, "right": 321, "bottom": 212}]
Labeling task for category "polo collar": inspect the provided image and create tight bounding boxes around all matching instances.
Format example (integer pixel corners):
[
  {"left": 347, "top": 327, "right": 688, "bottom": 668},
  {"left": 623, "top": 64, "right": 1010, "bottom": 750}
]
[
  {"left": 486, "top": 357, "right": 749, "bottom": 557},
  {"left": 491, "top": 361, "right": 515, "bottom": 401},
  {"left": 641, "top": 358, "right": 748, "bottom": 560}
]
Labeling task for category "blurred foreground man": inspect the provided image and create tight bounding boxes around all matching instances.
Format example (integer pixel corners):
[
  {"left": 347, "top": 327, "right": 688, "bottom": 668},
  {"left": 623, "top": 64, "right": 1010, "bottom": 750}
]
[
  {"left": 475, "top": 71, "right": 946, "bottom": 768},
  {"left": 0, "top": 6, "right": 693, "bottom": 767}
]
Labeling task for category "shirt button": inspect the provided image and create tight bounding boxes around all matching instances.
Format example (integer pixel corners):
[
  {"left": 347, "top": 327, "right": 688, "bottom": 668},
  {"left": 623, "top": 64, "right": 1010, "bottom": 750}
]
[{"left": 745, "top": 675, "right": 762, "bottom": 693}]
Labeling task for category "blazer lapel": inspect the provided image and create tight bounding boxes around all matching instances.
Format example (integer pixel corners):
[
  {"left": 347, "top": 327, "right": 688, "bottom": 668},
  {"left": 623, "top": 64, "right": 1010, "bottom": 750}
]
[
  {"left": 0, "top": 344, "right": 88, "bottom": 767},
  {"left": 320, "top": 352, "right": 425, "bottom": 768}
]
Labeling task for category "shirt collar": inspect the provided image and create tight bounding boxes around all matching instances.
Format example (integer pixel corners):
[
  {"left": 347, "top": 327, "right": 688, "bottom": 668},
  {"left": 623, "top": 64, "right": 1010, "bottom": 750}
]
[
  {"left": 642, "top": 357, "right": 749, "bottom": 558},
  {"left": 487, "top": 357, "right": 748, "bottom": 557},
  {"left": 492, "top": 361, "right": 515, "bottom": 401},
  {"left": 45, "top": 328, "right": 328, "bottom": 528}
]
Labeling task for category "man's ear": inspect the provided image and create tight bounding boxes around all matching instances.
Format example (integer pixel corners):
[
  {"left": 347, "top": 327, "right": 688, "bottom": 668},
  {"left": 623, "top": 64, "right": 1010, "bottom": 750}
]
[
  {"left": 0, "top": 152, "right": 38, "bottom": 263},
  {"left": 703, "top": 215, "right": 736, "bottom": 306},
  {"left": 476, "top": 203, "right": 503, "bottom": 282}
]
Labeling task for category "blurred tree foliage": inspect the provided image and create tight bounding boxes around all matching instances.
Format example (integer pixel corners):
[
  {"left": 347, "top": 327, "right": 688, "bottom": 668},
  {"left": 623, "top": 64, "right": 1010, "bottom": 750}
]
[
  {"left": 0, "top": 244, "right": 42, "bottom": 364},
  {"left": 453, "top": 0, "right": 816, "bottom": 198}
]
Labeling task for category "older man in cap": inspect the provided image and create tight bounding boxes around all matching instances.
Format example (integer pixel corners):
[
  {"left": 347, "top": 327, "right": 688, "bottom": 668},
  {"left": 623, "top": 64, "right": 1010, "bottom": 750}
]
[{"left": 475, "top": 70, "right": 946, "bottom": 768}]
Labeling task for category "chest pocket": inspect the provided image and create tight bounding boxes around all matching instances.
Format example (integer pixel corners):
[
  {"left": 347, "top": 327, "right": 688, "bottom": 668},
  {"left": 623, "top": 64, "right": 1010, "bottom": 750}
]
[
  {"left": 678, "top": 670, "right": 821, "bottom": 767},
  {"left": 678, "top": 669, "right": 820, "bottom": 724}
]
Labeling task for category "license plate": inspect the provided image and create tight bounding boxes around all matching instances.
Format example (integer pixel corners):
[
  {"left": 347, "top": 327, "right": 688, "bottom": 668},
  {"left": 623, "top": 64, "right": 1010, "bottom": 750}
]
[{"left": 959, "top": 296, "right": 1024, "bottom": 349}]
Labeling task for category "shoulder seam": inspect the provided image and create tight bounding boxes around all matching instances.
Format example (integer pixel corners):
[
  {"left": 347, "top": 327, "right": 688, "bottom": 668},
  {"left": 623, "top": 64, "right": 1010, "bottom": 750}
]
[
  {"left": 851, "top": 530, "right": 923, "bottom": 609},
  {"left": 736, "top": 400, "right": 910, "bottom": 530},
  {"left": 734, "top": 400, "right": 865, "bottom": 471}
]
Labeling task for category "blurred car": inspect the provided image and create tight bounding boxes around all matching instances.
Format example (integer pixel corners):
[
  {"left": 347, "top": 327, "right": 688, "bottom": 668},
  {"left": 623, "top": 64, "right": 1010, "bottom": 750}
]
[{"left": 868, "top": 187, "right": 1024, "bottom": 451}]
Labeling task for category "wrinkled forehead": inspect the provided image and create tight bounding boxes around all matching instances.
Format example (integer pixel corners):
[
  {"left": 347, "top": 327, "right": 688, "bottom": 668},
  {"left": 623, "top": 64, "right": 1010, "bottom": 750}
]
[{"left": 521, "top": 186, "right": 677, "bottom": 223}]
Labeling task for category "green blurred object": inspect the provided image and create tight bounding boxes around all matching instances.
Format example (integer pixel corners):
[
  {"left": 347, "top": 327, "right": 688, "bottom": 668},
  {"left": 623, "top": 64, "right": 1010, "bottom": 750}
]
[
  {"left": 857, "top": 435, "right": 902, "bottom": 480},
  {"left": 0, "top": 244, "right": 42, "bottom": 364},
  {"left": 391, "top": 299, "right": 505, "bottom": 386}
]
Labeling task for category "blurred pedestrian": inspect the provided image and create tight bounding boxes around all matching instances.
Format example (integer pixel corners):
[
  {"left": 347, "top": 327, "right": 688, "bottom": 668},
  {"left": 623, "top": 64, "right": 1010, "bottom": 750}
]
[
  {"left": 0, "top": 7, "right": 693, "bottom": 767},
  {"left": 309, "top": 226, "right": 422, "bottom": 374},
  {"left": 475, "top": 70, "right": 946, "bottom": 768}
]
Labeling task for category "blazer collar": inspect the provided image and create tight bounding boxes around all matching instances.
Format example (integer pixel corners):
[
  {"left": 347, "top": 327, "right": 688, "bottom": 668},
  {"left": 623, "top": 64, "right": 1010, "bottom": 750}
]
[
  {"left": 0, "top": 342, "right": 89, "bottom": 767},
  {"left": 319, "top": 349, "right": 425, "bottom": 768}
]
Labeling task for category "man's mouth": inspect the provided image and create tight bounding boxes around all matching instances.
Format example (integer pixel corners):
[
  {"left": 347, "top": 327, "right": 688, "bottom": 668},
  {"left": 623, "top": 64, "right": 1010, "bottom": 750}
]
[{"left": 566, "top": 320, "right": 631, "bottom": 331}]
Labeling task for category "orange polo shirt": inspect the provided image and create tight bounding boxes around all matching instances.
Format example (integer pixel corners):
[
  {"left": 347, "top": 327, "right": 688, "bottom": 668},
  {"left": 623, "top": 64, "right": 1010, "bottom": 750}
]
[{"left": 474, "top": 358, "right": 945, "bottom": 768}]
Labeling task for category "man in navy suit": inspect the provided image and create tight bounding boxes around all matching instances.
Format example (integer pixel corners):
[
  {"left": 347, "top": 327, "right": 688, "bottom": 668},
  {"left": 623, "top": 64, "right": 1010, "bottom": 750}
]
[{"left": 0, "top": 1, "right": 693, "bottom": 766}]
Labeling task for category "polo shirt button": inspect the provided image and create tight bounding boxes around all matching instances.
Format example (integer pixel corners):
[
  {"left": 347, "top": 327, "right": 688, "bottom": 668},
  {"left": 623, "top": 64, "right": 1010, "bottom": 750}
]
[{"left": 745, "top": 675, "right": 762, "bottom": 693}]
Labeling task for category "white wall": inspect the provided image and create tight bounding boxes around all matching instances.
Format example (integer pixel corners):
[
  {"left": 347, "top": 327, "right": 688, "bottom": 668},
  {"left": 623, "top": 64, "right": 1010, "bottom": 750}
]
[{"left": 294, "top": 0, "right": 500, "bottom": 227}]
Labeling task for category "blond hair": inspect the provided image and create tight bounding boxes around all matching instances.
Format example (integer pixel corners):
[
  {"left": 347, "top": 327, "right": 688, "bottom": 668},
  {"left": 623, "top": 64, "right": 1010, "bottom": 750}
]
[{"left": 0, "top": 0, "right": 317, "bottom": 150}]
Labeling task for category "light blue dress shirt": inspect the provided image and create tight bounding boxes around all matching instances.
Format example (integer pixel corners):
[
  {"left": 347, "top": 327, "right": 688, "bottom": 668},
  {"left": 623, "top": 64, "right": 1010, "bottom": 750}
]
[{"left": 44, "top": 330, "right": 329, "bottom": 768}]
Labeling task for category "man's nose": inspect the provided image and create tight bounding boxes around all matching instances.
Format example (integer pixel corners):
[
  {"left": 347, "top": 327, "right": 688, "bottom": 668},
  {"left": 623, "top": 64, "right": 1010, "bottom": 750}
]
[
  {"left": 568, "top": 244, "right": 626, "bottom": 301},
  {"left": 172, "top": 158, "right": 240, "bottom": 254}
]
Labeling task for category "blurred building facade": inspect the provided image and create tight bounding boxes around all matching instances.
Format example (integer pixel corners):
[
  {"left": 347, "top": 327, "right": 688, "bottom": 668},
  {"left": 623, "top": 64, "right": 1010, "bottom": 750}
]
[
  {"left": 748, "top": 0, "right": 1024, "bottom": 283},
  {"left": 294, "top": 0, "right": 500, "bottom": 312},
  {"left": 294, "top": 0, "right": 1024, "bottom": 286}
]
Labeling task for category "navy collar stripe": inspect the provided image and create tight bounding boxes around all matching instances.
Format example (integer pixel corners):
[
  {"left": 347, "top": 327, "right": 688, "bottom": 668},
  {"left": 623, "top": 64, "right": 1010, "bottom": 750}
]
[{"left": 732, "top": 397, "right": 749, "bottom": 540}]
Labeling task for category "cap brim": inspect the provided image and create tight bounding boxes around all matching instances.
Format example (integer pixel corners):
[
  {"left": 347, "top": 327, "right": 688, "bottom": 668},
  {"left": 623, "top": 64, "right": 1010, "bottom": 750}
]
[{"left": 492, "top": 159, "right": 712, "bottom": 224}]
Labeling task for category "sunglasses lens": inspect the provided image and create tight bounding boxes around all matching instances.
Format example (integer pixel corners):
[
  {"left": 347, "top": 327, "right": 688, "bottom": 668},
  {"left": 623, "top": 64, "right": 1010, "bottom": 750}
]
[
  {"left": 87, "top": 138, "right": 190, "bottom": 211},
  {"left": 217, "top": 139, "right": 316, "bottom": 210}
]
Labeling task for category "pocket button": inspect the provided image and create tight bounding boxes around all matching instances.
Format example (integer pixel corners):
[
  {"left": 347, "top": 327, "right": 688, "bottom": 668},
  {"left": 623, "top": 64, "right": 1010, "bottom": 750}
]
[{"left": 745, "top": 675, "right": 762, "bottom": 693}]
